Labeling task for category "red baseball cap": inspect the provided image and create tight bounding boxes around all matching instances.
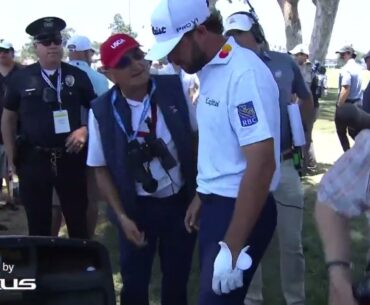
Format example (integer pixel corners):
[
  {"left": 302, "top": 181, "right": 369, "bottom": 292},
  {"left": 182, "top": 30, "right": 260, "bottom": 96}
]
[{"left": 100, "top": 33, "right": 140, "bottom": 68}]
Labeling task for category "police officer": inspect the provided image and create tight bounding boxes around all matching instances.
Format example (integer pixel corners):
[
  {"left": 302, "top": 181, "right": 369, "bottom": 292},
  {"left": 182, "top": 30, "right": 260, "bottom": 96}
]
[
  {"left": 147, "top": 1, "right": 280, "bottom": 304},
  {"left": 1, "top": 17, "right": 96, "bottom": 238},
  {"left": 335, "top": 45, "right": 363, "bottom": 151},
  {"left": 87, "top": 33, "right": 197, "bottom": 305},
  {"left": 223, "top": 11, "right": 313, "bottom": 305}
]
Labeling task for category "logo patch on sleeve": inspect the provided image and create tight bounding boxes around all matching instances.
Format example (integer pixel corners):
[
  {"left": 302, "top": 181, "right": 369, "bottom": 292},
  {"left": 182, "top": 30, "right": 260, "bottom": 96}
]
[{"left": 237, "top": 102, "right": 258, "bottom": 127}]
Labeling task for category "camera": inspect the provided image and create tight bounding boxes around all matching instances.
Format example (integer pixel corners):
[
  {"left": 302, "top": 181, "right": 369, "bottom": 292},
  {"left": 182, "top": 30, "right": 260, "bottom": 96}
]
[
  {"left": 353, "top": 263, "right": 370, "bottom": 304},
  {"left": 127, "top": 140, "right": 158, "bottom": 193}
]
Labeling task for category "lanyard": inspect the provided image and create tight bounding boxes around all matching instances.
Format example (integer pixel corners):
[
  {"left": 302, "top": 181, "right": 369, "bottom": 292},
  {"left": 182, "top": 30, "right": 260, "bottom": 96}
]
[
  {"left": 41, "top": 67, "right": 62, "bottom": 105},
  {"left": 111, "top": 81, "right": 157, "bottom": 142}
]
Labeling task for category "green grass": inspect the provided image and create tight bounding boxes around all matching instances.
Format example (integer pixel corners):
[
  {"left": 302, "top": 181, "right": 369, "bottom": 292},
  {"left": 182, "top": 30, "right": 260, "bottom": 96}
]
[{"left": 93, "top": 88, "right": 369, "bottom": 304}]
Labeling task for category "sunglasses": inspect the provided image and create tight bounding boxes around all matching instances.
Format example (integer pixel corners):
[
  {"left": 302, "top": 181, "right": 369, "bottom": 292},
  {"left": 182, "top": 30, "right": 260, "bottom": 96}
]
[
  {"left": 115, "top": 48, "right": 145, "bottom": 69},
  {"left": 0, "top": 48, "right": 10, "bottom": 54},
  {"left": 36, "top": 37, "right": 63, "bottom": 47}
]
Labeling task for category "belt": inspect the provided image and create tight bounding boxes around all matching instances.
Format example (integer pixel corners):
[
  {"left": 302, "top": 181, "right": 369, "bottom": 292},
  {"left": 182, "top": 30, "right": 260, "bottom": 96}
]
[
  {"left": 346, "top": 98, "right": 361, "bottom": 104},
  {"left": 281, "top": 149, "right": 293, "bottom": 161},
  {"left": 33, "top": 146, "right": 65, "bottom": 154}
]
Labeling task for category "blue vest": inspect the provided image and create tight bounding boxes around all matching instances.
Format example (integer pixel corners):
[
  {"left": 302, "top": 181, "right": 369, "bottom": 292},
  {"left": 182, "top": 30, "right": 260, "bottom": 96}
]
[{"left": 91, "top": 75, "right": 197, "bottom": 219}]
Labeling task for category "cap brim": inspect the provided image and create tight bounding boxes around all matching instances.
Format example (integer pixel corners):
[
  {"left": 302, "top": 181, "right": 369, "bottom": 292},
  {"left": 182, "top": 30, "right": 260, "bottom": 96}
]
[
  {"left": 145, "top": 35, "right": 183, "bottom": 61},
  {"left": 106, "top": 44, "right": 139, "bottom": 68},
  {"left": 0, "top": 45, "right": 12, "bottom": 49},
  {"left": 224, "top": 24, "right": 252, "bottom": 35}
]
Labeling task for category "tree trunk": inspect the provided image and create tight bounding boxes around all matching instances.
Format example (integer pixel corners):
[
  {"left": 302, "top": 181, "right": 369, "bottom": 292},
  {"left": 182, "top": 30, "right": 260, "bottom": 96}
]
[
  {"left": 277, "top": 0, "right": 302, "bottom": 51},
  {"left": 309, "top": 0, "right": 340, "bottom": 63},
  {"left": 208, "top": 0, "right": 218, "bottom": 8}
]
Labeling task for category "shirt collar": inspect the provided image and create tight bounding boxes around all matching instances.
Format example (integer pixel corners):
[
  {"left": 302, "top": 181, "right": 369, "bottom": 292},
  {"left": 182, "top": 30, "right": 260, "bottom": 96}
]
[
  {"left": 69, "top": 60, "right": 89, "bottom": 68},
  {"left": 204, "top": 37, "right": 237, "bottom": 67},
  {"left": 258, "top": 50, "right": 271, "bottom": 62}
]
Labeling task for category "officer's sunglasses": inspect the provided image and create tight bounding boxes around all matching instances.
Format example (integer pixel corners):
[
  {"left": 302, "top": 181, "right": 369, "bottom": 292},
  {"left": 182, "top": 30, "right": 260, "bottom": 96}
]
[
  {"left": 115, "top": 48, "right": 145, "bottom": 69},
  {"left": 36, "top": 37, "right": 63, "bottom": 47},
  {"left": 0, "top": 48, "right": 10, "bottom": 54}
]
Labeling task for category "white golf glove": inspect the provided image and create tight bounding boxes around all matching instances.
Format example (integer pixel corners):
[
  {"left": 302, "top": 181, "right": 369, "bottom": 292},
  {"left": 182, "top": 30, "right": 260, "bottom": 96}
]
[{"left": 212, "top": 241, "right": 252, "bottom": 295}]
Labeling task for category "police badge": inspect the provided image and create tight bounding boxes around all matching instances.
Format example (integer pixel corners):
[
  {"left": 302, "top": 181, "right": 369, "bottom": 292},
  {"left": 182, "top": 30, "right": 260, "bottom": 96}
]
[{"left": 65, "top": 75, "right": 75, "bottom": 87}]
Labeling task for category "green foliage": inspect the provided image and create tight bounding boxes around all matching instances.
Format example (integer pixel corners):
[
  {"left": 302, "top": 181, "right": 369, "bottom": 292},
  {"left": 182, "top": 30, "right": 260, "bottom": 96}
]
[
  {"left": 91, "top": 41, "right": 102, "bottom": 52},
  {"left": 109, "top": 13, "right": 137, "bottom": 37},
  {"left": 61, "top": 27, "right": 76, "bottom": 46},
  {"left": 19, "top": 39, "right": 37, "bottom": 63}
]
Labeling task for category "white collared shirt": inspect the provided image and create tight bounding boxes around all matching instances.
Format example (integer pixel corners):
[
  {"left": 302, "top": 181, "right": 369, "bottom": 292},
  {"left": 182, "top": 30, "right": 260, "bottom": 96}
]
[
  {"left": 69, "top": 60, "right": 109, "bottom": 96},
  {"left": 87, "top": 93, "right": 196, "bottom": 198},
  {"left": 339, "top": 58, "right": 363, "bottom": 100},
  {"left": 196, "top": 37, "right": 281, "bottom": 197}
]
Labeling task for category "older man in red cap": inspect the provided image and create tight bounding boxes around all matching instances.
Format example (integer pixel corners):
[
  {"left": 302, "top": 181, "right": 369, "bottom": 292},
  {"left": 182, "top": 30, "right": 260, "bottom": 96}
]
[{"left": 87, "top": 33, "right": 198, "bottom": 305}]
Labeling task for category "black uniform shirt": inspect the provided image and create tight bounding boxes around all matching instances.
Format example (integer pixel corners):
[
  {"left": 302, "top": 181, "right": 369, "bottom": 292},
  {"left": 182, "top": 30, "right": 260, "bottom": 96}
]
[{"left": 4, "top": 61, "right": 96, "bottom": 147}]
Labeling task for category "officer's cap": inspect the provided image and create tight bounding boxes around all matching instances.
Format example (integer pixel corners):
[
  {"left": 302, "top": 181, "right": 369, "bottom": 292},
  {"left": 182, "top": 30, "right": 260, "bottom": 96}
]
[{"left": 25, "top": 17, "right": 66, "bottom": 40}]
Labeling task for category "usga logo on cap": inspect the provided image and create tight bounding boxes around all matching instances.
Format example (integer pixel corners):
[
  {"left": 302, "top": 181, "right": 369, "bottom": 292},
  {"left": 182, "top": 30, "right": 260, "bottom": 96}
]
[{"left": 111, "top": 38, "right": 125, "bottom": 49}]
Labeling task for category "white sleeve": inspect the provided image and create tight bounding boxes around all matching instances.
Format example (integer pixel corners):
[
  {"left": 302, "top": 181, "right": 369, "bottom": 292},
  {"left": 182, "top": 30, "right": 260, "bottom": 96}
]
[
  {"left": 87, "top": 109, "right": 107, "bottom": 167},
  {"left": 341, "top": 70, "right": 351, "bottom": 87},
  {"left": 228, "top": 69, "right": 273, "bottom": 146}
]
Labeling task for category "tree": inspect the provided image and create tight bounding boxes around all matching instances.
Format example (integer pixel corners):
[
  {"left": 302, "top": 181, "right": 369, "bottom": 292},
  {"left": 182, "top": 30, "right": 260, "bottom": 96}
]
[
  {"left": 277, "top": 0, "right": 302, "bottom": 51},
  {"left": 61, "top": 27, "right": 76, "bottom": 46},
  {"left": 109, "top": 13, "right": 137, "bottom": 37},
  {"left": 19, "top": 40, "right": 37, "bottom": 63},
  {"left": 91, "top": 41, "right": 102, "bottom": 52},
  {"left": 309, "top": 0, "right": 340, "bottom": 63},
  {"left": 208, "top": 0, "right": 218, "bottom": 7}
]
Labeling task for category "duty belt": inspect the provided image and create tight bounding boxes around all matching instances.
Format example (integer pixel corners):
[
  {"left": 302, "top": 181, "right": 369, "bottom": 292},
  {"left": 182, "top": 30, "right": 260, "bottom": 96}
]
[{"left": 34, "top": 146, "right": 64, "bottom": 176}]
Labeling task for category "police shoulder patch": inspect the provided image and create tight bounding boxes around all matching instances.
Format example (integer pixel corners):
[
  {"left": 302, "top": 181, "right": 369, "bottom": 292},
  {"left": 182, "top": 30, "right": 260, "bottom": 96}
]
[{"left": 237, "top": 101, "right": 258, "bottom": 127}]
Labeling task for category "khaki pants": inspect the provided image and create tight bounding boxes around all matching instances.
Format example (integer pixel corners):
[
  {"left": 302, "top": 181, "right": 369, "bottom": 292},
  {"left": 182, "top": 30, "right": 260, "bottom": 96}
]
[{"left": 245, "top": 159, "right": 305, "bottom": 305}]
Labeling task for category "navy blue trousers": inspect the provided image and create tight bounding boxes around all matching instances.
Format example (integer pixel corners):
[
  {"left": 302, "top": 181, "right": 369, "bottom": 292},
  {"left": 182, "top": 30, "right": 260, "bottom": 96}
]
[
  {"left": 198, "top": 193, "right": 277, "bottom": 305},
  {"left": 118, "top": 188, "right": 196, "bottom": 305}
]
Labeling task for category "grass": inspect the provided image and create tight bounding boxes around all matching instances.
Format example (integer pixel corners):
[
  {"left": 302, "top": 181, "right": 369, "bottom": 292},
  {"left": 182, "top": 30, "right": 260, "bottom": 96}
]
[{"left": 93, "top": 86, "right": 369, "bottom": 305}]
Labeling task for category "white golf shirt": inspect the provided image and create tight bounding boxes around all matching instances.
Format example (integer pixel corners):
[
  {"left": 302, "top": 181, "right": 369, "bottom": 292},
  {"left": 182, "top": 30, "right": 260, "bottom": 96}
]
[{"left": 196, "top": 37, "right": 280, "bottom": 197}]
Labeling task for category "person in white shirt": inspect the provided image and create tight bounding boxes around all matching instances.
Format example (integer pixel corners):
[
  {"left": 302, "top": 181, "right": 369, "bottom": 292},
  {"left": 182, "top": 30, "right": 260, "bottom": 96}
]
[
  {"left": 146, "top": 1, "right": 280, "bottom": 304},
  {"left": 67, "top": 35, "right": 109, "bottom": 96},
  {"left": 335, "top": 45, "right": 363, "bottom": 151}
]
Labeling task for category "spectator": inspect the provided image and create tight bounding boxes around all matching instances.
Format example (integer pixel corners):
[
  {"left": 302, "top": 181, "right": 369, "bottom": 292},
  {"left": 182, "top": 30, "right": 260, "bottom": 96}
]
[
  {"left": 335, "top": 45, "right": 363, "bottom": 151},
  {"left": 87, "top": 33, "right": 197, "bottom": 305}
]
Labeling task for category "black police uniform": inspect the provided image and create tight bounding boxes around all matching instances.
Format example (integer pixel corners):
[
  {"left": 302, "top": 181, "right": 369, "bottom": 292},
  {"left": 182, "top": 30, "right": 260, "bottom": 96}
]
[{"left": 3, "top": 17, "right": 96, "bottom": 238}]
